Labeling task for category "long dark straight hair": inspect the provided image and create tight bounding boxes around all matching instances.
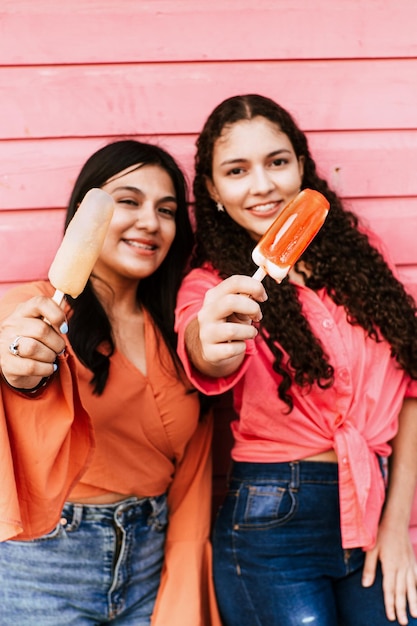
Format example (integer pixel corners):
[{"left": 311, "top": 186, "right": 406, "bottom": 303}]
[{"left": 65, "top": 139, "right": 194, "bottom": 394}]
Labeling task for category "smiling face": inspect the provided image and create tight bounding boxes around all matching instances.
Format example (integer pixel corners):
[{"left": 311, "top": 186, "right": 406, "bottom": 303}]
[
  {"left": 206, "top": 116, "right": 304, "bottom": 241},
  {"left": 93, "top": 163, "right": 177, "bottom": 287}
]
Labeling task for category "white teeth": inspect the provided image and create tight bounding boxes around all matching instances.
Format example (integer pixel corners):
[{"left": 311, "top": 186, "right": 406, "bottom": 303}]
[
  {"left": 251, "top": 202, "right": 277, "bottom": 212},
  {"left": 127, "top": 240, "right": 155, "bottom": 250}
]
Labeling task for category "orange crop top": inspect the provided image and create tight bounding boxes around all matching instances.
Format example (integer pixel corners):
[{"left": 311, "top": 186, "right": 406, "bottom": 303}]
[{"left": 0, "top": 281, "right": 221, "bottom": 626}]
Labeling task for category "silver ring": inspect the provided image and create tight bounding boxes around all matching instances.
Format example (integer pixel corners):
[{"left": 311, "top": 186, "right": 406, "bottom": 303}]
[{"left": 8, "top": 336, "right": 23, "bottom": 357}]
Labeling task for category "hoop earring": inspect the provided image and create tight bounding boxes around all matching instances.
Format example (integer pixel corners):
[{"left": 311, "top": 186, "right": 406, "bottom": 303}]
[{"left": 216, "top": 202, "right": 225, "bottom": 212}]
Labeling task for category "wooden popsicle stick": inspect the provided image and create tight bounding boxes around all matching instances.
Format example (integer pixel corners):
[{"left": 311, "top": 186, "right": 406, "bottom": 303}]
[
  {"left": 52, "top": 289, "right": 65, "bottom": 306},
  {"left": 252, "top": 267, "right": 267, "bottom": 281}
]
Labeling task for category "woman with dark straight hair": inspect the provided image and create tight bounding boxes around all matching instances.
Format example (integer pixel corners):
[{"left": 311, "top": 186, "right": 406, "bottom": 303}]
[{"left": 0, "top": 139, "right": 221, "bottom": 626}]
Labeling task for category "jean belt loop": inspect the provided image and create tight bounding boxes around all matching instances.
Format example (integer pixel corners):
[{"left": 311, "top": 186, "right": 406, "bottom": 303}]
[
  {"left": 65, "top": 503, "right": 83, "bottom": 531},
  {"left": 149, "top": 496, "right": 161, "bottom": 522},
  {"left": 289, "top": 461, "right": 300, "bottom": 491},
  {"left": 148, "top": 495, "right": 167, "bottom": 531}
]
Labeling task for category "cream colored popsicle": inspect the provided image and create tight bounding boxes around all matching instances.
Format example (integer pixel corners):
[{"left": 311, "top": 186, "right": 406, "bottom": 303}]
[
  {"left": 48, "top": 188, "right": 115, "bottom": 304},
  {"left": 252, "top": 189, "right": 329, "bottom": 282}
]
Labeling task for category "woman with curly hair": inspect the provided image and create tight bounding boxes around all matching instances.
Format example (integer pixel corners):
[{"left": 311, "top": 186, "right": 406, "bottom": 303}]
[{"left": 175, "top": 94, "right": 417, "bottom": 625}]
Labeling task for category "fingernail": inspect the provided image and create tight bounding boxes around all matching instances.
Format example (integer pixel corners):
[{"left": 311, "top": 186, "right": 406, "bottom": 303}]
[
  {"left": 59, "top": 321, "right": 68, "bottom": 334},
  {"left": 53, "top": 363, "right": 58, "bottom": 372}
]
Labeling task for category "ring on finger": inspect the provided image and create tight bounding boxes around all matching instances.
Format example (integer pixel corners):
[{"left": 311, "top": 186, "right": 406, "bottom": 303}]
[{"left": 8, "top": 336, "right": 23, "bottom": 357}]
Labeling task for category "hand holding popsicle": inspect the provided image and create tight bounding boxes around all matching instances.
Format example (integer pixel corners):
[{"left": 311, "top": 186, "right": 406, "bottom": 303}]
[
  {"left": 0, "top": 186, "right": 116, "bottom": 387},
  {"left": 252, "top": 189, "right": 330, "bottom": 282},
  {"left": 186, "top": 274, "right": 266, "bottom": 378},
  {"left": 48, "top": 188, "right": 115, "bottom": 305}
]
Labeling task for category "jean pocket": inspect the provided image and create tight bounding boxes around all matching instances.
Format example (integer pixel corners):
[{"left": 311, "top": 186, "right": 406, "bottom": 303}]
[
  {"left": 237, "top": 482, "right": 297, "bottom": 529},
  {"left": 11, "top": 521, "right": 65, "bottom": 544}
]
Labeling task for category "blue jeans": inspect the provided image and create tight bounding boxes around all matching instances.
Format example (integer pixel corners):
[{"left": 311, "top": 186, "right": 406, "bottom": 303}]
[
  {"left": 0, "top": 495, "right": 167, "bottom": 625},
  {"left": 213, "top": 461, "right": 417, "bottom": 626}
]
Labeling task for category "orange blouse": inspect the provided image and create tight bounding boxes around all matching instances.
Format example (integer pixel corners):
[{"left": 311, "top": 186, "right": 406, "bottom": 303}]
[{"left": 0, "top": 281, "right": 221, "bottom": 626}]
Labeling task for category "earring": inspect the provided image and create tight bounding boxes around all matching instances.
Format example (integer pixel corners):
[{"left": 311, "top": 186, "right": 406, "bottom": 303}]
[{"left": 216, "top": 202, "right": 225, "bottom": 212}]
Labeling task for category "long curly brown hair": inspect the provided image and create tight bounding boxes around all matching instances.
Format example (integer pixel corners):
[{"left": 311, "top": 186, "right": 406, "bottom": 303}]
[{"left": 192, "top": 94, "right": 417, "bottom": 410}]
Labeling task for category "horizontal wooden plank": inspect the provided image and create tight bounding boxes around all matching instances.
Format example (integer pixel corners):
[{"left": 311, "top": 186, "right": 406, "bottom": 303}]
[
  {"left": 397, "top": 272, "right": 417, "bottom": 301},
  {"left": 1, "top": 0, "right": 416, "bottom": 65},
  {"left": 2, "top": 130, "right": 417, "bottom": 210},
  {"left": 0, "top": 209, "right": 65, "bottom": 283},
  {"left": 0, "top": 135, "right": 195, "bottom": 210},
  {"left": 1, "top": 197, "right": 417, "bottom": 285},
  {"left": 1, "top": 59, "right": 417, "bottom": 141},
  {"left": 308, "top": 131, "right": 417, "bottom": 199},
  {"left": 350, "top": 198, "right": 417, "bottom": 267}
]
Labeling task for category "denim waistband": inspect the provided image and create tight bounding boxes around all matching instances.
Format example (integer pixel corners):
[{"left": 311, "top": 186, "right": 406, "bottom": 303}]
[
  {"left": 61, "top": 494, "right": 167, "bottom": 526},
  {"left": 230, "top": 460, "right": 339, "bottom": 486}
]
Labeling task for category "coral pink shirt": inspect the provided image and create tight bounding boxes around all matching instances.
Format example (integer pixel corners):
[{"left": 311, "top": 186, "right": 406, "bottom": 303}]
[{"left": 175, "top": 266, "right": 417, "bottom": 550}]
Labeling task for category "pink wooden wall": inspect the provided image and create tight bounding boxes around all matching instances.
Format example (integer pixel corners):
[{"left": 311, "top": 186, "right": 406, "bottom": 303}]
[{"left": 2, "top": 0, "right": 417, "bottom": 542}]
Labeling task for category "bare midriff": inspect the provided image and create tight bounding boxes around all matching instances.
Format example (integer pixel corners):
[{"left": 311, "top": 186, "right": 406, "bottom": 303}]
[
  {"left": 67, "top": 492, "right": 143, "bottom": 505},
  {"left": 302, "top": 449, "right": 338, "bottom": 463}
]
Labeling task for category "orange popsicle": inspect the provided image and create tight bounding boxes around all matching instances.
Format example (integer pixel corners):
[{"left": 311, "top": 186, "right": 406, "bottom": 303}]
[
  {"left": 252, "top": 189, "right": 329, "bottom": 282},
  {"left": 48, "top": 188, "right": 114, "bottom": 304}
]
